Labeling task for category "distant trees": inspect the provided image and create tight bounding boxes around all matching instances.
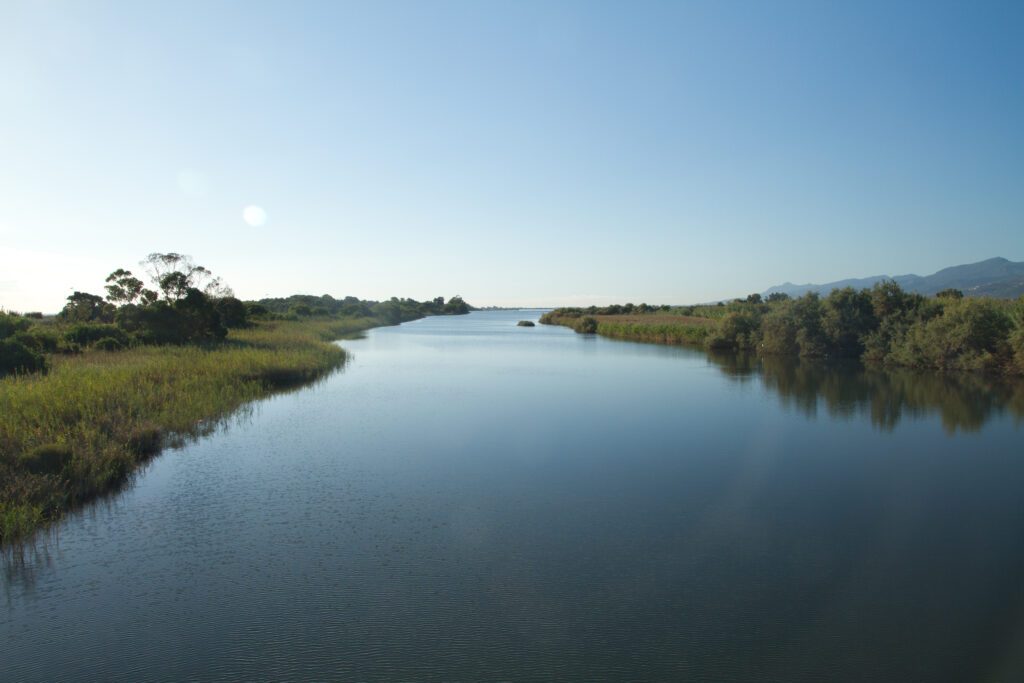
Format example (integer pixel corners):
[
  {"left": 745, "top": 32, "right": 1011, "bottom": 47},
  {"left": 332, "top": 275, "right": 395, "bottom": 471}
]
[{"left": 59, "top": 292, "right": 115, "bottom": 323}]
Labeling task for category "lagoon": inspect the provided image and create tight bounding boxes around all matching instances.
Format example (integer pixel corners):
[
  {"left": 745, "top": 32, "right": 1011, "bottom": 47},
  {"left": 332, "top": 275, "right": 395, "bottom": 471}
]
[{"left": 4, "top": 310, "right": 1024, "bottom": 681}]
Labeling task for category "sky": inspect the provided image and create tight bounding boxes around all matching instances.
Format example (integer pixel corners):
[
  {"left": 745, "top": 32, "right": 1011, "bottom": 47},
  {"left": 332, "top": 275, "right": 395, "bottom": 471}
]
[{"left": 1, "top": 0, "right": 1022, "bottom": 312}]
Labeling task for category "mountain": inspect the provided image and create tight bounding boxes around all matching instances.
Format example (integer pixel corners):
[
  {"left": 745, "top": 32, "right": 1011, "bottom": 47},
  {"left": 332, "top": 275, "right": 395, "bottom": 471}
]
[{"left": 763, "top": 257, "right": 1024, "bottom": 299}]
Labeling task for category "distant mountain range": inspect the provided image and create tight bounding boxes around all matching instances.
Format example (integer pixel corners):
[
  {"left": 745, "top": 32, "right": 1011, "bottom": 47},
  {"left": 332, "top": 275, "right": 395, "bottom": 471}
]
[{"left": 763, "top": 257, "right": 1024, "bottom": 299}]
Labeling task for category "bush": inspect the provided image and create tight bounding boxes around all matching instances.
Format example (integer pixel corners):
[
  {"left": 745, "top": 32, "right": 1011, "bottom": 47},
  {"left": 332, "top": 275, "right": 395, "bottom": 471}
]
[
  {"left": 888, "top": 298, "right": 1013, "bottom": 371},
  {"left": 0, "top": 311, "right": 31, "bottom": 340},
  {"left": 116, "top": 291, "right": 226, "bottom": 345},
  {"left": 12, "top": 328, "right": 60, "bottom": 353},
  {"left": 64, "top": 323, "right": 129, "bottom": 348},
  {"left": 215, "top": 297, "right": 249, "bottom": 328},
  {"left": 0, "top": 339, "right": 47, "bottom": 376},
  {"left": 575, "top": 317, "right": 598, "bottom": 334},
  {"left": 93, "top": 337, "right": 125, "bottom": 351},
  {"left": 706, "top": 311, "right": 760, "bottom": 350}
]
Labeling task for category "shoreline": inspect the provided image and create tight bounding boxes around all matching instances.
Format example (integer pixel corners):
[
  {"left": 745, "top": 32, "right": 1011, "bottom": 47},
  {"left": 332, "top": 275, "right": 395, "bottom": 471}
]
[{"left": 0, "top": 314, "right": 415, "bottom": 545}]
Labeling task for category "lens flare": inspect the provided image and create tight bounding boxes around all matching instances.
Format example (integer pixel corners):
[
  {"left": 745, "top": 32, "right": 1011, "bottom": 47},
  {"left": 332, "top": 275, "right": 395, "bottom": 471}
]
[{"left": 242, "top": 205, "right": 268, "bottom": 227}]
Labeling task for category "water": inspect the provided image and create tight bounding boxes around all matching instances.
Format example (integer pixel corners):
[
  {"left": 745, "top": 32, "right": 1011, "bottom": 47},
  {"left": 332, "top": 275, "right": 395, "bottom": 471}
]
[{"left": 4, "top": 310, "right": 1024, "bottom": 681}]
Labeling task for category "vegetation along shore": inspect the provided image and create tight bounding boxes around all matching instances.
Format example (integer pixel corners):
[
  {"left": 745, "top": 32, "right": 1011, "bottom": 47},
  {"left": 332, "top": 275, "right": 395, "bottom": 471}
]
[
  {"left": 0, "top": 253, "right": 470, "bottom": 544},
  {"left": 540, "top": 283, "right": 1024, "bottom": 376}
]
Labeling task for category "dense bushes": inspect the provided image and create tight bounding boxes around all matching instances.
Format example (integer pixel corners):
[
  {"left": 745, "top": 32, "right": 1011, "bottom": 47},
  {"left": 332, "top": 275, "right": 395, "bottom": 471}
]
[
  {"left": 0, "top": 313, "right": 49, "bottom": 376},
  {"left": 542, "top": 284, "right": 1024, "bottom": 375},
  {"left": 0, "top": 339, "right": 47, "bottom": 377}
]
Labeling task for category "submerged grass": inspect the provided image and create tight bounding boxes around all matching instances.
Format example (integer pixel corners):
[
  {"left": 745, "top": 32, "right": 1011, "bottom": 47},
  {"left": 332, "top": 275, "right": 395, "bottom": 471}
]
[{"left": 0, "top": 317, "right": 376, "bottom": 544}]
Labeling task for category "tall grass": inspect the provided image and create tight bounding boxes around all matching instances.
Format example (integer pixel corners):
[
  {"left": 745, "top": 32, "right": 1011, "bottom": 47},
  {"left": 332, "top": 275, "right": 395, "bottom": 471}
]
[
  {"left": 541, "top": 313, "right": 716, "bottom": 346},
  {"left": 0, "top": 317, "right": 371, "bottom": 544}
]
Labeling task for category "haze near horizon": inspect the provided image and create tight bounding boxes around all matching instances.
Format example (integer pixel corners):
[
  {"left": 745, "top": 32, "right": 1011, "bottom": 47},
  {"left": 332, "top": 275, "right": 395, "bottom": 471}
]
[{"left": 2, "top": 0, "right": 1022, "bottom": 312}]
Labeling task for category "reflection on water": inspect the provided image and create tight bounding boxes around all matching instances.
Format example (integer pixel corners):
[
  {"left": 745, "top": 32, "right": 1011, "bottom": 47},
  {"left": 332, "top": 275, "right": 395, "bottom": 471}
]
[{"left": 708, "top": 352, "right": 1024, "bottom": 433}]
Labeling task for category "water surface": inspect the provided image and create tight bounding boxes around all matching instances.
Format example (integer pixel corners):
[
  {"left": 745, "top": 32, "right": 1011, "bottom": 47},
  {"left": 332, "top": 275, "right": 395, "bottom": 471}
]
[{"left": 4, "top": 310, "right": 1024, "bottom": 681}]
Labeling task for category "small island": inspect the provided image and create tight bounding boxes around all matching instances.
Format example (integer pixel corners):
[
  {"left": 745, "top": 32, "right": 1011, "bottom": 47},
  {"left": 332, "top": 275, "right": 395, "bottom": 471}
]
[{"left": 517, "top": 320, "right": 535, "bottom": 327}]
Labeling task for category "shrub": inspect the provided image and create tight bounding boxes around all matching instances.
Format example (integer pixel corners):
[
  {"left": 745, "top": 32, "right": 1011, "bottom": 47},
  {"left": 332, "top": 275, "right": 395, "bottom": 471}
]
[
  {"left": 93, "top": 337, "right": 125, "bottom": 352},
  {"left": 216, "top": 297, "right": 249, "bottom": 328},
  {"left": 575, "top": 317, "right": 598, "bottom": 334},
  {"left": 64, "top": 323, "right": 129, "bottom": 347},
  {"left": 0, "top": 339, "right": 47, "bottom": 376},
  {"left": 12, "top": 328, "right": 60, "bottom": 353},
  {"left": 706, "top": 311, "right": 760, "bottom": 350},
  {"left": 517, "top": 320, "right": 535, "bottom": 327},
  {"left": 0, "top": 311, "right": 31, "bottom": 340}
]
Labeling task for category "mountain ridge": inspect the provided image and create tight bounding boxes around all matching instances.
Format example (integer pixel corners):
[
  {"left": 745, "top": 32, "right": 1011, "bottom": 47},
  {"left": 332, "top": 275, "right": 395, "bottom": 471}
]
[{"left": 763, "top": 257, "right": 1024, "bottom": 299}]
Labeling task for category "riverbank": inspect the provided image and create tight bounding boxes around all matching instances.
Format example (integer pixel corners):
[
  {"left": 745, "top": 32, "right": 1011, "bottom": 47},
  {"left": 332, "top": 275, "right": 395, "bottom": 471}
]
[
  {"left": 540, "top": 286, "right": 1024, "bottom": 375},
  {"left": 0, "top": 315, "right": 390, "bottom": 544},
  {"left": 539, "top": 312, "right": 715, "bottom": 346}
]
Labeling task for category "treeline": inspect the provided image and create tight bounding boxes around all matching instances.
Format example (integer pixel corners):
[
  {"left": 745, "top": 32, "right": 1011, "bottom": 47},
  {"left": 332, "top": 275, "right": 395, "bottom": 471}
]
[
  {"left": 541, "top": 283, "right": 1024, "bottom": 375},
  {"left": 252, "top": 294, "right": 471, "bottom": 324},
  {"left": 0, "top": 252, "right": 472, "bottom": 378},
  {"left": 1, "top": 253, "right": 248, "bottom": 377}
]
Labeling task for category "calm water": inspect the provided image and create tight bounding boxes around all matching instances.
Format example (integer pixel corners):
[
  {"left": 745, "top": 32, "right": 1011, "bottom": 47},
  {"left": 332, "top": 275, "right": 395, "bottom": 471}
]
[{"left": 4, "top": 310, "right": 1024, "bottom": 681}]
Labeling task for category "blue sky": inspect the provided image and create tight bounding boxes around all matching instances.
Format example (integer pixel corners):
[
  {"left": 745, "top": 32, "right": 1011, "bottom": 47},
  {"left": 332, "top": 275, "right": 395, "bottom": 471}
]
[{"left": 2, "top": 1, "right": 1022, "bottom": 312}]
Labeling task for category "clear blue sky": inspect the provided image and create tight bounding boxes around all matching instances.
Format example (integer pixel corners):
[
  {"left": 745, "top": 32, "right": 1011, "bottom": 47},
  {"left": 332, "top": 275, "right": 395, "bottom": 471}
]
[{"left": 2, "top": 0, "right": 1022, "bottom": 312}]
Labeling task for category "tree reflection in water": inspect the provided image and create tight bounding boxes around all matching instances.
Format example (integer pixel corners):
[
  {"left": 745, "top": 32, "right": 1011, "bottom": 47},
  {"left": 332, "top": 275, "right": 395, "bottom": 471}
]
[{"left": 707, "top": 351, "right": 1024, "bottom": 433}]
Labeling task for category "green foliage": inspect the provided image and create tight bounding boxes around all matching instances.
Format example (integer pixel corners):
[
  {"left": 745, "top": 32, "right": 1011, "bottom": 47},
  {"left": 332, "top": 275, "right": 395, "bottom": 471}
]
[
  {"left": 444, "top": 296, "right": 470, "bottom": 315},
  {"left": 104, "top": 269, "right": 146, "bottom": 305},
  {"left": 576, "top": 317, "right": 598, "bottom": 334},
  {"left": 0, "top": 311, "right": 32, "bottom": 339},
  {"left": 887, "top": 297, "right": 1013, "bottom": 371},
  {"left": 64, "top": 323, "right": 129, "bottom": 348},
  {"left": 58, "top": 291, "right": 115, "bottom": 323},
  {"left": 707, "top": 310, "right": 761, "bottom": 350},
  {"left": 0, "top": 339, "right": 48, "bottom": 377},
  {"left": 215, "top": 297, "right": 249, "bottom": 328},
  {"left": 760, "top": 303, "right": 799, "bottom": 355},
  {"left": 821, "top": 287, "right": 875, "bottom": 357},
  {"left": 93, "top": 337, "right": 125, "bottom": 352},
  {"left": 542, "top": 281, "right": 1023, "bottom": 375}
]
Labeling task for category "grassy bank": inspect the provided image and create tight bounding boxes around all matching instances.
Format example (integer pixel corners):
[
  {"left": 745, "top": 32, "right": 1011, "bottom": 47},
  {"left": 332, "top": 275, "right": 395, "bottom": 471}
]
[
  {"left": 540, "top": 313, "right": 714, "bottom": 346},
  {"left": 0, "top": 316, "right": 384, "bottom": 544}
]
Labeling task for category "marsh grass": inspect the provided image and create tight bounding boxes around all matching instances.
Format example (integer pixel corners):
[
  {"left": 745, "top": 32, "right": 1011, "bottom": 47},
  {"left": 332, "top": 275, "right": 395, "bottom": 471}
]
[
  {"left": 542, "top": 313, "right": 715, "bottom": 346},
  {"left": 0, "top": 317, "right": 374, "bottom": 544}
]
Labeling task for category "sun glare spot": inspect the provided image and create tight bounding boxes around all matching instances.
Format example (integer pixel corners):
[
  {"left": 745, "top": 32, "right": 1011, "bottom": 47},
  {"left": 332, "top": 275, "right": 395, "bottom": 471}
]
[{"left": 242, "top": 205, "right": 268, "bottom": 227}]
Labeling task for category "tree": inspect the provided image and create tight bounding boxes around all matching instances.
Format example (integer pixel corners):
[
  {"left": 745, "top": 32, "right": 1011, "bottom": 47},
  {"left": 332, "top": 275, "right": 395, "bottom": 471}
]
[
  {"left": 444, "top": 296, "right": 469, "bottom": 315},
  {"left": 822, "top": 287, "right": 876, "bottom": 357},
  {"left": 104, "top": 269, "right": 146, "bottom": 305},
  {"left": 215, "top": 297, "right": 249, "bottom": 328},
  {"left": 141, "top": 252, "right": 230, "bottom": 301},
  {"left": 59, "top": 292, "right": 115, "bottom": 323}
]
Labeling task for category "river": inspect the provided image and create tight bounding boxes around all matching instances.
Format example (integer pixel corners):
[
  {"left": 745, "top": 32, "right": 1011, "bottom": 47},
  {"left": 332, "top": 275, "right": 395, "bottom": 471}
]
[{"left": 4, "top": 310, "right": 1024, "bottom": 681}]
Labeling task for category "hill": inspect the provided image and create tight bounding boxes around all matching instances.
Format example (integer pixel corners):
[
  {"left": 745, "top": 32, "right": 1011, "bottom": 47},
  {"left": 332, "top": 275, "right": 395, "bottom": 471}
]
[{"left": 764, "top": 257, "right": 1024, "bottom": 299}]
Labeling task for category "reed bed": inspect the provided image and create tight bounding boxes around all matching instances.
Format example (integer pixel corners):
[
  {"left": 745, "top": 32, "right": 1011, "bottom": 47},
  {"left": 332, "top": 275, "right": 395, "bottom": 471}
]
[
  {"left": 542, "top": 313, "right": 716, "bottom": 346},
  {"left": 0, "top": 318, "right": 363, "bottom": 544}
]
